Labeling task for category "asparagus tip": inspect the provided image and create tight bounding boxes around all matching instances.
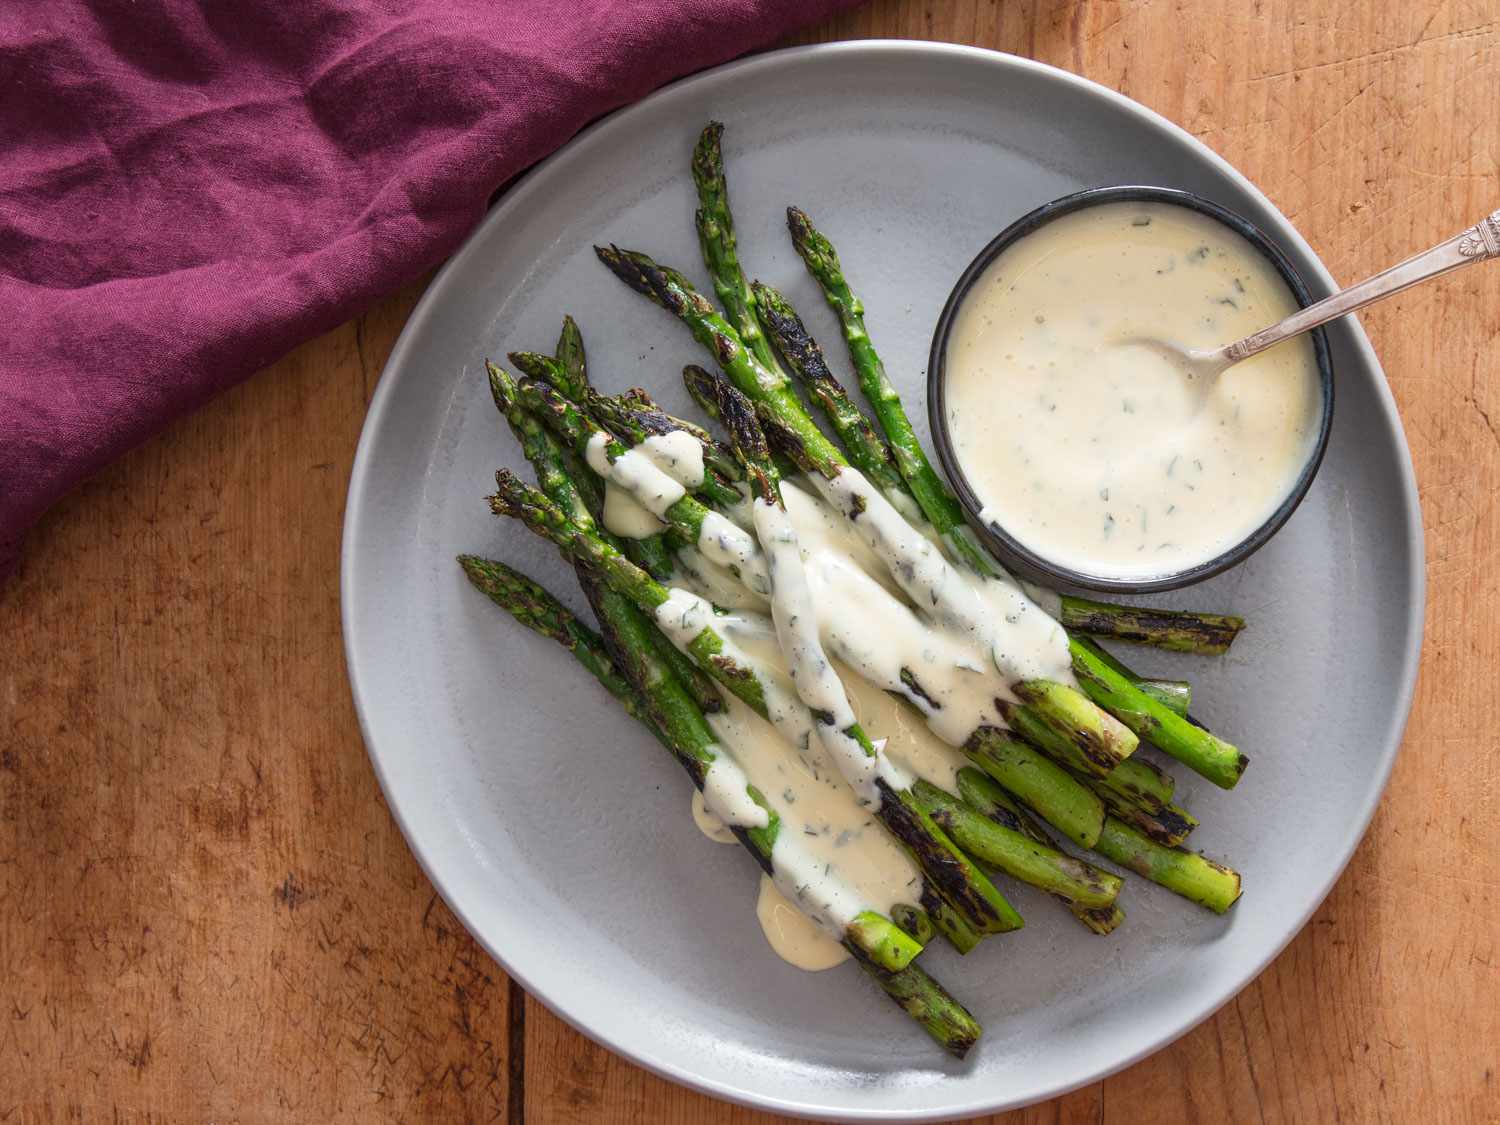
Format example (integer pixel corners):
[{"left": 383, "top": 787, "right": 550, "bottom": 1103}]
[
  {"left": 457, "top": 554, "right": 511, "bottom": 601},
  {"left": 786, "top": 206, "right": 838, "bottom": 271},
  {"left": 485, "top": 360, "right": 514, "bottom": 413},
  {"left": 692, "top": 121, "right": 725, "bottom": 182},
  {"left": 595, "top": 244, "right": 665, "bottom": 306}
]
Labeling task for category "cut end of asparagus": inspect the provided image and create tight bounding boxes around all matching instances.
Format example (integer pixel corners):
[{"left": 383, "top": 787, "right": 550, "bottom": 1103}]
[
  {"left": 1073, "top": 903, "right": 1126, "bottom": 935},
  {"left": 1096, "top": 816, "right": 1242, "bottom": 913},
  {"left": 889, "top": 903, "right": 936, "bottom": 946},
  {"left": 1007, "top": 681, "right": 1140, "bottom": 775},
  {"left": 1068, "top": 637, "right": 1248, "bottom": 789},
  {"left": 849, "top": 946, "right": 982, "bottom": 1059},
  {"left": 846, "top": 910, "right": 925, "bottom": 972},
  {"left": 1059, "top": 595, "right": 1246, "bottom": 655}
]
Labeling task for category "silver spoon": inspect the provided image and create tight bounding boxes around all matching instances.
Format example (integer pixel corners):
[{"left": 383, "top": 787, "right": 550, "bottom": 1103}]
[{"left": 1137, "top": 207, "right": 1500, "bottom": 383}]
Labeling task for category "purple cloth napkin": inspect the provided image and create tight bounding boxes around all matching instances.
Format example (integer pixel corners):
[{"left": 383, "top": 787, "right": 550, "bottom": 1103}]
[{"left": 0, "top": 0, "right": 859, "bottom": 574}]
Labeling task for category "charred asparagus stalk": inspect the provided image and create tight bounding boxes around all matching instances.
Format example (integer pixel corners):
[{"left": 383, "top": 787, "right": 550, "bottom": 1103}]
[
  {"left": 691, "top": 121, "right": 787, "bottom": 380},
  {"left": 1092, "top": 818, "right": 1243, "bottom": 914},
  {"left": 458, "top": 555, "right": 643, "bottom": 718},
  {"left": 1069, "top": 636, "right": 1247, "bottom": 789},
  {"left": 1091, "top": 788, "right": 1199, "bottom": 848},
  {"left": 1057, "top": 594, "right": 1245, "bottom": 655},
  {"left": 458, "top": 555, "right": 988, "bottom": 1053},
  {"left": 1087, "top": 750, "right": 1176, "bottom": 812},
  {"left": 554, "top": 315, "right": 587, "bottom": 394},
  {"left": 955, "top": 768, "right": 1126, "bottom": 935},
  {"left": 490, "top": 468, "right": 1022, "bottom": 936},
  {"left": 963, "top": 729, "right": 1106, "bottom": 849},
  {"left": 958, "top": 757, "right": 1237, "bottom": 912},
  {"left": 751, "top": 279, "right": 916, "bottom": 514},
  {"left": 680, "top": 364, "right": 799, "bottom": 480},
  {"left": 911, "top": 780, "right": 1122, "bottom": 908},
  {"left": 595, "top": 243, "right": 1144, "bottom": 778},
  {"left": 486, "top": 361, "right": 721, "bottom": 715},
  {"left": 692, "top": 371, "right": 1024, "bottom": 938},
  {"left": 1130, "top": 675, "right": 1191, "bottom": 717},
  {"left": 847, "top": 946, "right": 983, "bottom": 1056}
]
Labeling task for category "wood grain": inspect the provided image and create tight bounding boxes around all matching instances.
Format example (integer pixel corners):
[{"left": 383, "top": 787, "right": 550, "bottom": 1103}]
[{"left": 3, "top": 1, "right": 1497, "bottom": 1121}]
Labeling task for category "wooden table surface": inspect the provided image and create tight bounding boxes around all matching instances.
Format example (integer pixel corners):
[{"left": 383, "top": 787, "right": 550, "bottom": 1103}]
[{"left": 5, "top": 2, "right": 1499, "bottom": 1121}]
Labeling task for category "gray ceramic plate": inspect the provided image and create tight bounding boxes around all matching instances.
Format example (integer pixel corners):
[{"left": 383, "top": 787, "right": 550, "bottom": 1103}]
[{"left": 342, "top": 42, "right": 1424, "bottom": 1120}]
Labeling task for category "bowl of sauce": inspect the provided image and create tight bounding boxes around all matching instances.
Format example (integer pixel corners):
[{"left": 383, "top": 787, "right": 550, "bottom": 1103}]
[{"left": 928, "top": 186, "right": 1334, "bottom": 593}]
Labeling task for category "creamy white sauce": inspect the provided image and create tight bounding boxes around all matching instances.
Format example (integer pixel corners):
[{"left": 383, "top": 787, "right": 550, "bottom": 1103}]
[
  {"left": 598, "top": 430, "right": 708, "bottom": 539},
  {"left": 700, "top": 753, "right": 771, "bottom": 831},
  {"left": 883, "top": 483, "right": 930, "bottom": 530},
  {"left": 641, "top": 430, "right": 706, "bottom": 489},
  {"left": 753, "top": 497, "right": 909, "bottom": 809},
  {"left": 837, "top": 661, "right": 970, "bottom": 794},
  {"left": 602, "top": 484, "right": 663, "bottom": 539},
  {"left": 652, "top": 472, "right": 1082, "bottom": 971},
  {"left": 695, "top": 509, "right": 771, "bottom": 595},
  {"left": 718, "top": 486, "right": 759, "bottom": 535},
  {"left": 707, "top": 690, "right": 922, "bottom": 937},
  {"left": 655, "top": 588, "right": 818, "bottom": 754},
  {"left": 805, "top": 552, "right": 1006, "bottom": 746},
  {"left": 945, "top": 201, "right": 1323, "bottom": 580},
  {"left": 589, "top": 430, "right": 769, "bottom": 595},
  {"left": 781, "top": 479, "right": 905, "bottom": 602},
  {"left": 755, "top": 875, "right": 850, "bottom": 971},
  {"left": 690, "top": 789, "right": 739, "bottom": 844},
  {"left": 811, "top": 469, "right": 1075, "bottom": 688},
  {"left": 670, "top": 545, "right": 768, "bottom": 610},
  {"left": 586, "top": 431, "right": 684, "bottom": 518}
]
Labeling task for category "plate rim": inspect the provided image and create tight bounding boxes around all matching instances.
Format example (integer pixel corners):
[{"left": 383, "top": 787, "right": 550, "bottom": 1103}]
[{"left": 341, "top": 39, "right": 1426, "bottom": 1121}]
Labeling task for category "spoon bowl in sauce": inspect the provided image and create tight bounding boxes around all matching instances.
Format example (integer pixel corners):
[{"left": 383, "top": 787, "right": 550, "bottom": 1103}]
[
  {"left": 1131, "top": 204, "right": 1500, "bottom": 385},
  {"left": 928, "top": 186, "right": 1335, "bottom": 594}
]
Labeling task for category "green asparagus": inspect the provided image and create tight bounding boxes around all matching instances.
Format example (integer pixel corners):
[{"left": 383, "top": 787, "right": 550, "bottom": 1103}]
[
  {"left": 1059, "top": 594, "right": 1245, "bottom": 655},
  {"left": 955, "top": 768, "right": 1126, "bottom": 935},
  {"left": 490, "top": 468, "right": 1023, "bottom": 936},
  {"left": 1094, "top": 818, "right": 1242, "bottom": 913},
  {"left": 458, "top": 554, "right": 991, "bottom": 1053},
  {"left": 487, "top": 360, "right": 720, "bottom": 713},
  {"left": 596, "top": 244, "right": 1148, "bottom": 778},
  {"left": 912, "top": 780, "right": 1122, "bottom": 908}
]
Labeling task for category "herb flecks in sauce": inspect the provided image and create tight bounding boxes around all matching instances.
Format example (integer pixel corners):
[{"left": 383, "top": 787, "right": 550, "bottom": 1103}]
[
  {"left": 662, "top": 471, "right": 1076, "bottom": 970},
  {"left": 945, "top": 201, "right": 1323, "bottom": 580}
]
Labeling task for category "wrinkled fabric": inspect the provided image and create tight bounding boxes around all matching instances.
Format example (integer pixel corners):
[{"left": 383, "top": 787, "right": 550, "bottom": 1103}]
[{"left": 0, "top": 0, "right": 858, "bottom": 572}]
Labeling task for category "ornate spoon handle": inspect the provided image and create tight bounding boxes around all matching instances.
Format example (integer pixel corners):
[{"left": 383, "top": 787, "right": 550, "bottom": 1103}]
[{"left": 1220, "top": 208, "right": 1500, "bottom": 365}]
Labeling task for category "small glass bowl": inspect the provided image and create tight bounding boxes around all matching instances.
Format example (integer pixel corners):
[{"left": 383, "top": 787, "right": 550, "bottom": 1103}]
[{"left": 927, "top": 185, "right": 1336, "bottom": 594}]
